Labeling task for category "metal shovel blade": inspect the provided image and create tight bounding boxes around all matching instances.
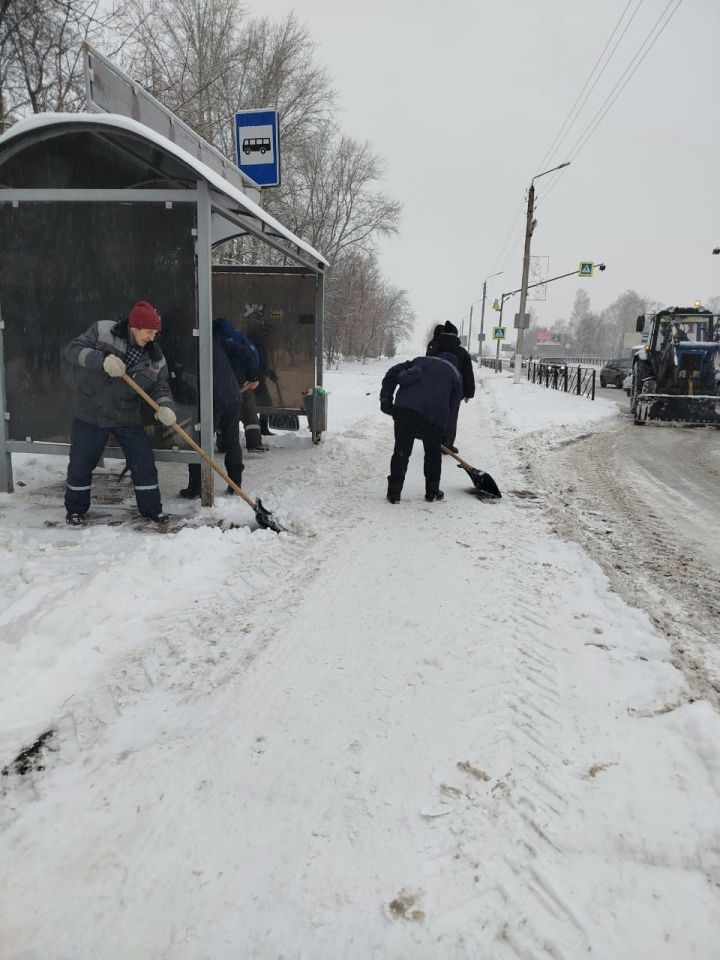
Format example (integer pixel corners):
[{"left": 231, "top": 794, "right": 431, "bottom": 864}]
[
  {"left": 254, "top": 497, "right": 285, "bottom": 533},
  {"left": 458, "top": 463, "right": 502, "bottom": 499}
]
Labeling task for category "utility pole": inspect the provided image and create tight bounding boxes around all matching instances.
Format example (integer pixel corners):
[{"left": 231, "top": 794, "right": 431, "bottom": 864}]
[
  {"left": 513, "top": 162, "right": 570, "bottom": 384},
  {"left": 514, "top": 184, "right": 536, "bottom": 383},
  {"left": 467, "top": 304, "right": 474, "bottom": 355}
]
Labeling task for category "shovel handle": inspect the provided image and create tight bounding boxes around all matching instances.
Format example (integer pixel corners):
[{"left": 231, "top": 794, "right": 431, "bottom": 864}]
[
  {"left": 121, "top": 372, "right": 257, "bottom": 510},
  {"left": 440, "top": 444, "right": 473, "bottom": 470}
]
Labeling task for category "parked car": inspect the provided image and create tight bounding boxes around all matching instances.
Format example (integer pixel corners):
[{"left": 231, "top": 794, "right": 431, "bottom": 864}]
[{"left": 599, "top": 357, "right": 633, "bottom": 388}]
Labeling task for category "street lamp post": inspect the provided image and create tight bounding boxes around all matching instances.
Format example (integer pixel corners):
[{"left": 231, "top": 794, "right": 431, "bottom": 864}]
[
  {"left": 478, "top": 270, "right": 503, "bottom": 360},
  {"left": 492, "top": 263, "right": 605, "bottom": 369},
  {"left": 495, "top": 291, "right": 513, "bottom": 369},
  {"left": 514, "top": 161, "right": 570, "bottom": 383}
]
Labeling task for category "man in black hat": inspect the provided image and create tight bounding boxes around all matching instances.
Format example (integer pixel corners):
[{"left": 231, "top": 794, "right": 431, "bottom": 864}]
[
  {"left": 426, "top": 321, "right": 475, "bottom": 452},
  {"left": 380, "top": 352, "right": 462, "bottom": 504}
]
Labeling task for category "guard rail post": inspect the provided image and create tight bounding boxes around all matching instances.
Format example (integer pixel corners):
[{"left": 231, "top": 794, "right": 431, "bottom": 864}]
[{"left": 576, "top": 366, "right": 582, "bottom": 396}]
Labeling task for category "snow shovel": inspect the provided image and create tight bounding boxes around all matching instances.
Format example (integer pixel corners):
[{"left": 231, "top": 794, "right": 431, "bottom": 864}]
[
  {"left": 122, "top": 373, "right": 285, "bottom": 533},
  {"left": 441, "top": 444, "right": 501, "bottom": 499}
]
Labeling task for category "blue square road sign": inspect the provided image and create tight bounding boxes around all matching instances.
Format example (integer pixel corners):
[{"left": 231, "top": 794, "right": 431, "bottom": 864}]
[{"left": 234, "top": 109, "right": 280, "bottom": 187}]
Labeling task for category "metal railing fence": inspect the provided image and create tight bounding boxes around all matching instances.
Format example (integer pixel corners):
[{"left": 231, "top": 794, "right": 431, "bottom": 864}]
[{"left": 527, "top": 361, "right": 596, "bottom": 400}]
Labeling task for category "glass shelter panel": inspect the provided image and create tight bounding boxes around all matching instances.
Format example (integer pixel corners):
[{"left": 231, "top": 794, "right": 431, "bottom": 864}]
[
  {"left": 211, "top": 268, "right": 316, "bottom": 412},
  {"left": 0, "top": 201, "right": 197, "bottom": 449}
]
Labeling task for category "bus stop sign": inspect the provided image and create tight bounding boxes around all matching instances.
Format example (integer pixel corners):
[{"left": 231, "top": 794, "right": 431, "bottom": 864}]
[{"left": 234, "top": 109, "right": 281, "bottom": 187}]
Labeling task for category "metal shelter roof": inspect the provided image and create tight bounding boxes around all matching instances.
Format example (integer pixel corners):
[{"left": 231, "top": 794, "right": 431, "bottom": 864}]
[{"left": 0, "top": 112, "right": 328, "bottom": 272}]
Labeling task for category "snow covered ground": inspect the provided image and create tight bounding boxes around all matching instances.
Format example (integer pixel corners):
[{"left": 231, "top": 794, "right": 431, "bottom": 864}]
[{"left": 1, "top": 362, "right": 719, "bottom": 959}]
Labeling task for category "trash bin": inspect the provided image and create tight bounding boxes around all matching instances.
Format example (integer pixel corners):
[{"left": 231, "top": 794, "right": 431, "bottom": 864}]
[{"left": 303, "top": 387, "right": 328, "bottom": 436}]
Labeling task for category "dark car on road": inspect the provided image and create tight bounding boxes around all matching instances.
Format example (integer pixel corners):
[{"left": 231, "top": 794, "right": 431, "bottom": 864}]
[{"left": 599, "top": 357, "right": 633, "bottom": 388}]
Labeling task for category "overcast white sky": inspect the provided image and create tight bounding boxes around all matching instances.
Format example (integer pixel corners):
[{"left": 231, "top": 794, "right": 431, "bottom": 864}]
[{"left": 256, "top": 0, "right": 720, "bottom": 347}]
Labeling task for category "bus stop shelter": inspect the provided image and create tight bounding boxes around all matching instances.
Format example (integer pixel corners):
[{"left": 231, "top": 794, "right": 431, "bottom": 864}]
[{"left": 0, "top": 107, "right": 328, "bottom": 504}]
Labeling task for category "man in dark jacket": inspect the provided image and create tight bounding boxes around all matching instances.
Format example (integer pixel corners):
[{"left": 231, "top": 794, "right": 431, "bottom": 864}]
[
  {"left": 426, "top": 320, "right": 475, "bottom": 451},
  {"left": 179, "top": 320, "right": 246, "bottom": 499},
  {"left": 63, "top": 301, "right": 176, "bottom": 525},
  {"left": 214, "top": 317, "right": 267, "bottom": 451},
  {"left": 380, "top": 352, "right": 462, "bottom": 503}
]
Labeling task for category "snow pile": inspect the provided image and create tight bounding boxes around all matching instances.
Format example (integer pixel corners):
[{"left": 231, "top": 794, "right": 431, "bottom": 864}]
[{"left": 479, "top": 365, "right": 619, "bottom": 437}]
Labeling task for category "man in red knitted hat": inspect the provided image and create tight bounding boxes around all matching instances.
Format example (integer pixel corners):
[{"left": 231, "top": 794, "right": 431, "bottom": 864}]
[{"left": 62, "top": 300, "right": 176, "bottom": 525}]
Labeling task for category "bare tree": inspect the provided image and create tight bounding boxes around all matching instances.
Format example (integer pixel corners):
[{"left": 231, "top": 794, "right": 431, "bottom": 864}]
[
  {"left": 271, "top": 122, "right": 401, "bottom": 266},
  {"left": 324, "top": 250, "right": 414, "bottom": 363},
  {"left": 0, "top": 0, "right": 119, "bottom": 121}
]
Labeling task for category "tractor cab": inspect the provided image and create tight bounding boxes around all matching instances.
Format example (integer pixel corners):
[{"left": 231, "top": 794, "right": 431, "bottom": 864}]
[{"left": 631, "top": 306, "right": 720, "bottom": 424}]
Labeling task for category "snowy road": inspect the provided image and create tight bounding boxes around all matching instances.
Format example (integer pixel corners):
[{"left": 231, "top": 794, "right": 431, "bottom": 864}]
[
  {"left": 527, "top": 386, "right": 720, "bottom": 705},
  {"left": 1, "top": 363, "right": 719, "bottom": 959}
]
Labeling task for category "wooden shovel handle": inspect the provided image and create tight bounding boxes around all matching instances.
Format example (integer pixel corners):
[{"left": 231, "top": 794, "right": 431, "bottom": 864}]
[
  {"left": 121, "top": 372, "right": 257, "bottom": 509},
  {"left": 440, "top": 444, "right": 473, "bottom": 470}
]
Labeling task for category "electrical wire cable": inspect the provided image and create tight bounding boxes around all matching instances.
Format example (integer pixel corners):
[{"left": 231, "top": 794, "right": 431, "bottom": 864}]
[
  {"left": 493, "top": 2, "right": 641, "bottom": 273},
  {"left": 538, "top": 0, "right": 683, "bottom": 205},
  {"left": 535, "top": 0, "right": 642, "bottom": 175}
]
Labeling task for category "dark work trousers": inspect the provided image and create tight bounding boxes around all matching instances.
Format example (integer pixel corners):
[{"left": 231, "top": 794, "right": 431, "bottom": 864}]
[
  {"left": 444, "top": 401, "right": 462, "bottom": 448},
  {"left": 187, "top": 399, "right": 244, "bottom": 492},
  {"left": 388, "top": 407, "right": 443, "bottom": 496},
  {"left": 240, "top": 389, "right": 263, "bottom": 449},
  {"left": 65, "top": 418, "right": 162, "bottom": 517}
]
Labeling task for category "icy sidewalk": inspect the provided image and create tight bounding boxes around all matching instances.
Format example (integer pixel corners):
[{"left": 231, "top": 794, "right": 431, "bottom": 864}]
[{"left": 1, "top": 362, "right": 719, "bottom": 959}]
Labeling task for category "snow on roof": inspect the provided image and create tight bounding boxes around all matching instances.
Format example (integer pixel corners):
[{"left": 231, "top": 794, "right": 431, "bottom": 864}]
[{"left": 0, "top": 112, "right": 328, "bottom": 268}]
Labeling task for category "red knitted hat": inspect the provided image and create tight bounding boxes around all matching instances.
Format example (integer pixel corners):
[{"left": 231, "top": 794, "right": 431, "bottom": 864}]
[{"left": 128, "top": 301, "right": 162, "bottom": 330}]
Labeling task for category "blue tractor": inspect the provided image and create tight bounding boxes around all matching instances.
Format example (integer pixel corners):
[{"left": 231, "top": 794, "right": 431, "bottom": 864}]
[{"left": 631, "top": 306, "right": 720, "bottom": 425}]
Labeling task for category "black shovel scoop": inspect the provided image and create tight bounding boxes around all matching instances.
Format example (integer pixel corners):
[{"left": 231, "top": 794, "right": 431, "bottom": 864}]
[{"left": 441, "top": 444, "right": 502, "bottom": 499}]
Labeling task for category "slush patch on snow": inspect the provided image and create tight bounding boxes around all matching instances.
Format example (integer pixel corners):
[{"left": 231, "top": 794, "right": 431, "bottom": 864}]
[
  {"left": 1, "top": 728, "right": 57, "bottom": 778},
  {"left": 456, "top": 760, "right": 491, "bottom": 781},
  {"left": 387, "top": 890, "right": 425, "bottom": 922}
]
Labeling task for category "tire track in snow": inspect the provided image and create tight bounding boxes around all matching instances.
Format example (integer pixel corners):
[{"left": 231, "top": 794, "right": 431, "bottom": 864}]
[{"left": 402, "top": 387, "right": 592, "bottom": 958}]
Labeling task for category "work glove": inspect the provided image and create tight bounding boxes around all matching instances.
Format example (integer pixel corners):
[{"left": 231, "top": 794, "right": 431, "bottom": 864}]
[
  {"left": 154, "top": 406, "right": 177, "bottom": 427},
  {"left": 380, "top": 396, "right": 394, "bottom": 417},
  {"left": 103, "top": 355, "right": 126, "bottom": 378}
]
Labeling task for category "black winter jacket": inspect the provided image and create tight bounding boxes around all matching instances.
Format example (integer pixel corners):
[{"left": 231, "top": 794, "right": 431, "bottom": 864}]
[
  {"left": 211, "top": 332, "right": 243, "bottom": 421},
  {"left": 64, "top": 320, "right": 175, "bottom": 428},
  {"left": 426, "top": 332, "right": 475, "bottom": 399},
  {"left": 381, "top": 354, "right": 462, "bottom": 431}
]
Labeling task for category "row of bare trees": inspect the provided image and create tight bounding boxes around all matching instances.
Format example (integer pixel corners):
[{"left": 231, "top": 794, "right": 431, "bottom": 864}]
[
  {"left": 532, "top": 289, "right": 720, "bottom": 359},
  {"left": 0, "top": 0, "right": 413, "bottom": 359}
]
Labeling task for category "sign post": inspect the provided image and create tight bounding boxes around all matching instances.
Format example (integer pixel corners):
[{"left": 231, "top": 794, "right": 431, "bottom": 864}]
[
  {"left": 234, "top": 109, "right": 281, "bottom": 187},
  {"left": 492, "top": 324, "right": 506, "bottom": 371}
]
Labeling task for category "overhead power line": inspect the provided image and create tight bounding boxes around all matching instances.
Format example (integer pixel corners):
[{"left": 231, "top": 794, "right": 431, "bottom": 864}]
[
  {"left": 492, "top": 2, "right": 644, "bottom": 274},
  {"left": 539, "top": 0, "right": 683, "bottom": 204},
  {"left": 536, "top": 0, "right": 643, "bottom": 175}
]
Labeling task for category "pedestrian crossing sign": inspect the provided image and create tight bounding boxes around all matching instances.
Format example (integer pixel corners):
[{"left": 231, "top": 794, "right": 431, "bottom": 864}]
[
  {"left": 578, "top": 261, "right": 594, "bottom": 277},
  {"left": 492, "top": 325, "right": 507, "bottom": 341}
]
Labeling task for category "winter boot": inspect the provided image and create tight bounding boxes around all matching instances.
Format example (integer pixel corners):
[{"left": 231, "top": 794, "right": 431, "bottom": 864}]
[
  {"left": 179, "top": 465, "right": 201, "bottom": 499},
  {"left": 66, "top": 512, "right": 86, "bottom": 526},
  {"left": 386, "top": 475, "right": 402, "bottom": 504},
  {"left": 226, "top": 471, "right": 244, "bottom": 495},
  {"left": 424, "top": 489, "right": 445, "bottom": 502},
  {"left": 143, "top": 512, "right": 170, "bottom": 524}
]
